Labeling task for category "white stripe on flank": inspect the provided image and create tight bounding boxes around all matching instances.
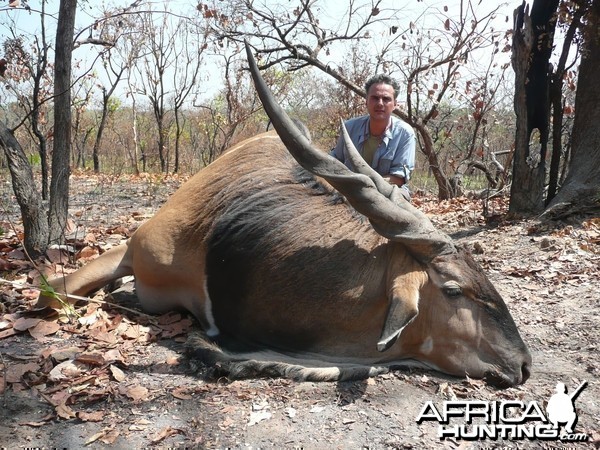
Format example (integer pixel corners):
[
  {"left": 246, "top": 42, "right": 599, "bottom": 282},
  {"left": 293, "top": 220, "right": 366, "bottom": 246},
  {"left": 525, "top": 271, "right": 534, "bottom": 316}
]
[{"left": 203, "top": 279, "right": 220, "bottom": 337}]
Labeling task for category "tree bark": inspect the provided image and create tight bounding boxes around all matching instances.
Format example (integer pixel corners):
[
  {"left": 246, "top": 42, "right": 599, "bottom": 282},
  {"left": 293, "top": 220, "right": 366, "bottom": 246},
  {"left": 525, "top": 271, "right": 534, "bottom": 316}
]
[
  {"left": 92, "top": 90, "right": 110, "bottom": 173},
  {"left": 31, "top": 84, "right": 50, "bottom": 201},
  {"left": 48, "top": 0, "right": 77, "bottom": 245},
  {"left": 509, "top": 0, "right": 559, "bottom": 215},
  {"left": 546, "top": 6, "right": 583, "bottom": 205},
  {"left": 546, "top": 0, "right": 600, "bottom": 213},
  {"left": 0, "top": 122, "right": 48, "bottom": 257},
  {"left": 411, "top": 121, "right": 453, "bottom": 199}
]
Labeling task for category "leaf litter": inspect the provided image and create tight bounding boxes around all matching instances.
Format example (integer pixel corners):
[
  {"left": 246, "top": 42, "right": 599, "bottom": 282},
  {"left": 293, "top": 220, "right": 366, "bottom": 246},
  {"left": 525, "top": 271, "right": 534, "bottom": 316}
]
[{"left": 0, "top": 175, "right": 599, "bottom": 448}]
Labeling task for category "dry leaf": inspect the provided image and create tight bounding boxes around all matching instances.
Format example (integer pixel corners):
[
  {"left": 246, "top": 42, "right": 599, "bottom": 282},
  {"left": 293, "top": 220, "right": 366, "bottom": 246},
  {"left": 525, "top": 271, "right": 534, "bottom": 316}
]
[
  {"left": 248, "top": 410, "right": 272, "bottom": 426},
  {"left": 118, "top": 321, "right": 153, "bottom": 341},
  {"left": 29, "top": 320, "right": 60, "bottom": 340},
  {"left": 219, "top": 416, "right": 235, "bottom": 430},
  {"left": 172, "top": 387, "right": 192, "bottom": 400},
  {"left": 85, "top": 427, "right": 119, "bottom": 445},
  {"left": 151, "top": 426, "right": 184, "bottom": 444},
  {"left": 75, "top": 352, "right": 106, "bottom": 366},
  {"left": 157, "top": 313, "right": 182, "bottom": 325},
  {"left": 160, "top": 318, "right": 193, "bottom": 338},
  {"left": 438, "top": 382, "right": 458, "bottom": 401},
  {"left": 78, "top": 410, "right": 104, "bottom": 422},
  {"left": 45, "top": 248, "right": 68, "bottom": 264},
  {"left": 48, "top": 360, "right": 88, "bottom": 381},
  {"left": 129, "top": 419, "right": 151, "bottom": 431},
  {"left": 64, "top": 218, "right": 76, "bottom": 236},
  {"left": 121, "top": 384, "right": 149, "bottom": 402},
  {"left": 87, "top": 329, "right": 117, "bottom": 344},
  {"left": 50, "top": 390, "right": 71, "bottom": 406},
  {"left": 83, "top": 233, "right": 97, "bottom": 244},
  {"left": 56, "top": 403, "right": 76, "bottom": 420},
  {"left": 6, "top": 362, "right": 39, "bottom": 383},
  {"left": 103, "top": 348, "right": 125, "bottom": 363},
  {"left": 51, "top": 347, "right": 82, "bottom": 362},
  {"left": 19, "top": 420, "right": 49, "bottom": 427},
  {"left": 76, "top": 246, "right": 100, "bottom": 261},
  {"left": 85, "top": 431, "right": 106, "bottom": 445},
  {"left": 109, "top": 364, "right": 126, "bottom": 382},
  {"left": 12, "top": 317, "right": 42, "bottom": 332},
  {"left": 21, "top": 288, "right": 39, "bottom": 300},
  {"left": 0, "top": 328, "right": 17, "bottom": 340},
  {"left": 100, "top": 430, "right": 121, "bottom": 445}
]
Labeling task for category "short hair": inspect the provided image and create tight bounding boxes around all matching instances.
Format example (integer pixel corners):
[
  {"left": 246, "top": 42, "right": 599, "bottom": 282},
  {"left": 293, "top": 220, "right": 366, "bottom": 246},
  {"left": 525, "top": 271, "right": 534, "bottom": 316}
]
[{"left": 365, "top": 74, "right": 400, "bottom": 100}]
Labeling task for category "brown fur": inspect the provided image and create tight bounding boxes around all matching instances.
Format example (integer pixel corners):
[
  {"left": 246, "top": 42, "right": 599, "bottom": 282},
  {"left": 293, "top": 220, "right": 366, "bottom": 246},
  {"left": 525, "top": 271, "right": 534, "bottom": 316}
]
[{"left": 39, "top": 132, "right": 531, "bottom": 386}]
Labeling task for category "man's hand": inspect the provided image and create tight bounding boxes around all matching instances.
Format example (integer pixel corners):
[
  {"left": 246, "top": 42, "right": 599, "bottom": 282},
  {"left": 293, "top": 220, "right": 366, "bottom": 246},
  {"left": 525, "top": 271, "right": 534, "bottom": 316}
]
[{"left": 385, "top": 175, "right": 406, "bottom": 186}]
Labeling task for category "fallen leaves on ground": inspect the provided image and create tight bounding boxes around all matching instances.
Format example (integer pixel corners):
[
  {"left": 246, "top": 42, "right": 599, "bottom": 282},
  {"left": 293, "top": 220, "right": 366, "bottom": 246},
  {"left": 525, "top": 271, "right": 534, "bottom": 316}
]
[
  {"left": 1, "top": 184, "right": 195, "bottom": 426},
  {"left": 0, "top": 260, "right": 193, "bottom": 423},
  {"left": 1, "top": 178, "right": 598, "bottom": 448}
]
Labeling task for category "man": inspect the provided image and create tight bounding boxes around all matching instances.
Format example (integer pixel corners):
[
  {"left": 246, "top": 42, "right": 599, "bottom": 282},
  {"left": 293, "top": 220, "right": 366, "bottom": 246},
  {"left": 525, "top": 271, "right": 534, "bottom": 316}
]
[{"left": 331, "top": 74, "right": 415, "bottom": 199}]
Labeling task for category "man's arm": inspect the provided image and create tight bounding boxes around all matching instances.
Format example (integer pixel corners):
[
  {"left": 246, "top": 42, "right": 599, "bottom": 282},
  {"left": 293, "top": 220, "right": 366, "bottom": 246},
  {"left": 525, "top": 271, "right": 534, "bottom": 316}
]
[
  {"left": 384, "top": 174, "right": 406, "bottom": 186},
  {"left": 388, "top": 123, "right": 416, "bottom": 182}
]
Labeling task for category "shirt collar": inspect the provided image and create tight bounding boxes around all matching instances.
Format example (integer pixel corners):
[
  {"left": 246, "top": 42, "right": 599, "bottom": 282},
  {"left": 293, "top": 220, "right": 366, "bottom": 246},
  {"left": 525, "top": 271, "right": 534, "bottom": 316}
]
[{"left": 366, "top": 117, "right": 392, "bottom": 137}]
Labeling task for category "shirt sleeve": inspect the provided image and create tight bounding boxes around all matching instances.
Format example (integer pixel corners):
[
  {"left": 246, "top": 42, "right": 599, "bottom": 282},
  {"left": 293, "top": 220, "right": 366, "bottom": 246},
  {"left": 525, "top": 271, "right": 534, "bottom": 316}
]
[
  {"left": 330, "top": 133, "right": 346, "bottom": 163},
  {"left": 330, "top": 117, "right": 364, "bottom": 164},
  {"left": 388, "top": 125, "right": 416, "bottom": 181}
]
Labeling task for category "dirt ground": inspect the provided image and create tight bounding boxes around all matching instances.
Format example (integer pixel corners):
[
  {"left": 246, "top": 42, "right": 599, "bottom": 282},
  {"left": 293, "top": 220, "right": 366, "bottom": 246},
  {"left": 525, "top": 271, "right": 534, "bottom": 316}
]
[{"left": 0, "top": 174, "right": 599, "bottom": 449}]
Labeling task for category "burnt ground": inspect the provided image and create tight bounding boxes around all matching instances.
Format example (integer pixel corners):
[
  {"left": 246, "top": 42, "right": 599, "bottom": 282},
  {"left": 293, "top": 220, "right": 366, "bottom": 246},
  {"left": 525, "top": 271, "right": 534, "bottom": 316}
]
[{"left": 0, "top": 173, "right": 599, "bottom": 449}]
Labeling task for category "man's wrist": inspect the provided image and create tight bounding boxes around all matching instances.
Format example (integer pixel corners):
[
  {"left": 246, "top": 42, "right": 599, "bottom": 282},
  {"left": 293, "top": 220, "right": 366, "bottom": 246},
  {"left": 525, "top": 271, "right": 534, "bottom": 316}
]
[{"left": 385, "top": 175, "right": 406, "bottom": 186}]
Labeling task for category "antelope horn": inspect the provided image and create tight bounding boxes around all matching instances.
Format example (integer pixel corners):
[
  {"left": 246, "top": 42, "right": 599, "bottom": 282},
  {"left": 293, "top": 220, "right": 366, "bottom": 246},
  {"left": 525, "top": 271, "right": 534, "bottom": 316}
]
[
  {"left": 245, "top": 41, "right": 454, "bottom": 262},
  {"left": 339, "top": 120, "right": 394, "bottom": 197}
]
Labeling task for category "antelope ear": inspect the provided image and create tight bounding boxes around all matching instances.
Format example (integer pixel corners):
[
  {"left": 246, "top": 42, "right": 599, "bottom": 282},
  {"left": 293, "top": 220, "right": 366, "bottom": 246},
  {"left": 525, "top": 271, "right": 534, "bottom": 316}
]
[
  {"left": 378, "top": 252, "right": 425, "bottom": 352},
  {"left": 377, "top": 295, "right": 419, "bottom": 352}
]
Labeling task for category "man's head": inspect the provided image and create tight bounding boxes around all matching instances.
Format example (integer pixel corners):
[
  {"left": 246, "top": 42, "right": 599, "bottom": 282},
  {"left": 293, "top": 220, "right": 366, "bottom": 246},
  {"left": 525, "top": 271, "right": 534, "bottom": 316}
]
[
  {"left": 365, "top": 74, "right": 400, "bottom": 100},
  {"left": 364, "top": 74, "right": 399, "bottom": 126}
]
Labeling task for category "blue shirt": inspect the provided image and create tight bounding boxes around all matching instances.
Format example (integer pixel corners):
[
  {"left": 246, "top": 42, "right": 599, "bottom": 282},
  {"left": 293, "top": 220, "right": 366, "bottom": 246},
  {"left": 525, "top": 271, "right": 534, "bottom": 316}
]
[{"left": 331, "top": 115, "right": 416, "bottom": 181}]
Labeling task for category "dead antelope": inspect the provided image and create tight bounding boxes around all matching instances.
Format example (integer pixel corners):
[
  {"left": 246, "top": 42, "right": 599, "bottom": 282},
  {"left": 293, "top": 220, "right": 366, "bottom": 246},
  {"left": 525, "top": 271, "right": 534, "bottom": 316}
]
[{"left": 38, "top": 43, "right": 531, "bottom": 387}]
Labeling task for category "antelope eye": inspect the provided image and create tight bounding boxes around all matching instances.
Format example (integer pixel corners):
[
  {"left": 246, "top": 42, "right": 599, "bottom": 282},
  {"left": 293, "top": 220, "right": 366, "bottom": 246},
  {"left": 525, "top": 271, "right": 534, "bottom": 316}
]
[{"left": 443, "top": 283, "right": 463, "bottom": 298}]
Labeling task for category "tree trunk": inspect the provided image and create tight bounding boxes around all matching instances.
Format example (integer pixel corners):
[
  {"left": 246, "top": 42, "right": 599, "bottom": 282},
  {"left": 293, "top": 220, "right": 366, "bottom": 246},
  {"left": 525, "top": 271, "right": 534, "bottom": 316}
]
[
  {"left": 174, "top": 109, "right": 181, "bottom": 174},
  {"left": 131, "top": 104, "right": 140, "bottom": 175},
  {"left": 30, "top": 98, "right": 49, "bottom": 201},
  {"left": 156, "top": 117, "right": 166, "bottom": 173},
  {"left": 92, "top": 92, "right": 110, "bottom": 174},
  {"left": 546, "top": 0, "right": 600, "bottom": 213},
  {"left": 0, "top": 122, "right": 48, "bottom": 257},
  {"left": 546, "top": 6, "right": 583, "bottom": 205},
  {"left": 412, "top": 121, "right": 454, "bottom": 199},
  {"left": 48, "top": 0, "right": 77, "bottom": 245},
  {"left": 509, "top": 0, "right": 559, "bottom": 215},
  {"left": 127, "top": 75, "right": 140, "bottom": 175},
  {"left": 547, "top": 72, "right": 564, "bottom": 204}
]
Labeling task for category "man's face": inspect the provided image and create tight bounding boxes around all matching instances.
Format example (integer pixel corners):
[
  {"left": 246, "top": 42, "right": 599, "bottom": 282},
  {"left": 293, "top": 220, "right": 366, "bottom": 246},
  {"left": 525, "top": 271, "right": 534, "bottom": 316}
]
[{"left": 366, "top": 83, "right": 396, "bottom": 123}]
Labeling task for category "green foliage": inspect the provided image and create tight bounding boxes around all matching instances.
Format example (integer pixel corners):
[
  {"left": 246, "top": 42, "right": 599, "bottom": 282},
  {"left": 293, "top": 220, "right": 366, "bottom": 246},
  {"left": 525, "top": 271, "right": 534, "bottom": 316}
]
[
  {"left": 39, "top": 276, "right": 58, "bottom": 299},
  {"left": 39, "top": 276, "right": 80, "bottom": 318},
  {"left": 28, "top": 152, "right": 41, "bottom": 167},
  {"left": 107, "top": 97, "right": 121, "bottom": 115}
]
